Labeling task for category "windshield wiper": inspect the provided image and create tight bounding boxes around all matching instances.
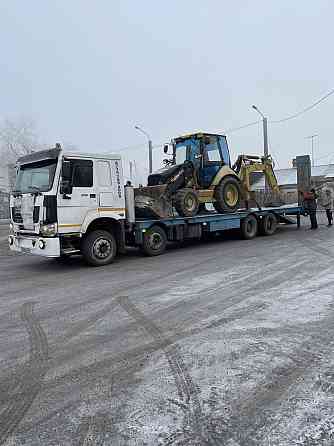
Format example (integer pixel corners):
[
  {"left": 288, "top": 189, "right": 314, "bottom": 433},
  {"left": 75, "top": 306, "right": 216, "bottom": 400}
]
[{"left": 27, "top": 186, "right": 42, "bottom": 195}]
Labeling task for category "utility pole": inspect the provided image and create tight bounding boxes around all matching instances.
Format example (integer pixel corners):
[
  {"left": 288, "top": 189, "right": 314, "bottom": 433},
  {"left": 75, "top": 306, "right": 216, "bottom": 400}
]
[
  {"left": 252, "top": 105, "right": 269, "bottom": 190},
  {"left": 129, "top": 161, "right": 133, "bottom": 182},
  {"left": 135, "top": 125, "right": 153, "bottom": 174},
  {"left": 306, "top": 134, "right": 318, "bottom": 167}
]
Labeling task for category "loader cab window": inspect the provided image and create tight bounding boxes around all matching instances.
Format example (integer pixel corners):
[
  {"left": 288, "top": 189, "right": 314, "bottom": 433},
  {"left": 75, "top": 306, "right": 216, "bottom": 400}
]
[
  {"left": 175, "top": 144, "right": 188, "bottom": 165},
  {"left": 203, "top": 136, "right": 222, "bottom": 164},
  {"left": 218, "top": 135, "right": 231, "bottom": 166}
]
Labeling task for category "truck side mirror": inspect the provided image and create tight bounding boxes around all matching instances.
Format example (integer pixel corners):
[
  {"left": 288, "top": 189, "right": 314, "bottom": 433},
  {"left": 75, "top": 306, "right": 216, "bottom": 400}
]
[
  {"left": 163, "top": 144, "right": 169, "bottom": 154},
  {"left": 60, "top": 160, "right": 73, "bottom": 195}
]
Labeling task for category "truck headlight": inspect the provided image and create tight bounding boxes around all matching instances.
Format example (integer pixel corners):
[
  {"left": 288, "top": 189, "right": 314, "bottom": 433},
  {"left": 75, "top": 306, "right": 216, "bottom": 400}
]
[{"left": 40, "top": 223, "right": 57, "bottom": 237}]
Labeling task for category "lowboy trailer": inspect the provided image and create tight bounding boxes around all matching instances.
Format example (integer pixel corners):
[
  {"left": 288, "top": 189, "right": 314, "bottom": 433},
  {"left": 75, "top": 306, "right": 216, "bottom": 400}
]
[{"left": 8, "top": 145, "right": 304, "bottom": 266}]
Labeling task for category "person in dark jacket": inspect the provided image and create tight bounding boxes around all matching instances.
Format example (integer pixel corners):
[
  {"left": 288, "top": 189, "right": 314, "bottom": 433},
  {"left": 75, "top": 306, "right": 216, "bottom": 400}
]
[
  {"left": 320, "top": 188, "right": 333, "bottom": 226},
  {"left": 304, "top": 188, "right": 318, "bottom": 229}
]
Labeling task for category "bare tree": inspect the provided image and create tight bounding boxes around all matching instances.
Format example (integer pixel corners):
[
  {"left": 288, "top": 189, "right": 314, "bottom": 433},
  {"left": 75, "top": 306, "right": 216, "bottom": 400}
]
[{"left": 0, "top": 116, "right": 41, "bottom": 163}]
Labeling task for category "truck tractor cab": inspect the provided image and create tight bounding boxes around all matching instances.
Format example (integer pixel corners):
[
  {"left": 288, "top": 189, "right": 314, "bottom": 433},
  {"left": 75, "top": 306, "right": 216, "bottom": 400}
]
[
  {"left": 9, "top": 145, "right": 127, "bottom": 266},
  {"left": 139, "top": 132, "right": 241, "bottom": 218}
]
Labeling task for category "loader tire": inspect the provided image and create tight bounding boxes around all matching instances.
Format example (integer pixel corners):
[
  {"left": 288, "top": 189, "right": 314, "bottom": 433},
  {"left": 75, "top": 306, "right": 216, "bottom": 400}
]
[
  {"left": 259, "top": 212, "right": 277, "bottom": 236},
  {"left": 141, "top": 225, "right": 167, "bottom": 256},
  {"left": 81, "top": 229, "right": 117, "bottom": 266},
  {"left": 213, "top": 176, "right": 241, "bottom": 213},
  {"left": 174, "top": 189, "right": 199, "bottom": 217}
]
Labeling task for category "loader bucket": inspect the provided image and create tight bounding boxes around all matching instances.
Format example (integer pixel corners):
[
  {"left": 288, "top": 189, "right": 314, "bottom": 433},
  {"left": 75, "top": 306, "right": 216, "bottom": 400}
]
[{"left": 134, "top": 185, "right": 174, "bottom": 219}]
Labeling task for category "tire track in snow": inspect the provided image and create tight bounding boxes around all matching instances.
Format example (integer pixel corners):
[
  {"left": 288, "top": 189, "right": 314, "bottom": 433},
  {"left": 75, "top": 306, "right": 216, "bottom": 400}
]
[
  {"left": 0, "top": 302, "right": 49, "bottom": 445},
  {"left": 76, "top": 414, "right": 110, "bottom": 446},
  {"left": 0, "top": 300, "right": 119, "bottom": 444},
  {"left": 116, "top": 295, "right": 219, "bottom": 446}
]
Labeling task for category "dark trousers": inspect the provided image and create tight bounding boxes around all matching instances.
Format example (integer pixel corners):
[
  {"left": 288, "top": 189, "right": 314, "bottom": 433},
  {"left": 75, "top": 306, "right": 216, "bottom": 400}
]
[
  {"left": 309, "top": 211, "right": 318, "bottom": 229},
  {"left": 326, "top": 208, "right": 333, "bottom": 225}
]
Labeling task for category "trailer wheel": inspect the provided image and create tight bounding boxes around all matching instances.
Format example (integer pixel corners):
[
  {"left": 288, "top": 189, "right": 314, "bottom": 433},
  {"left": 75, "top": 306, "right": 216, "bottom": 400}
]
[
  {"left": 141, "top": 225, "right": 167, "bottom": 256},
  {"left": 174, "top": 189, "right": 199, "bottom": 217},
  {"left": 81, "top": 229, "right": 117, "bottom": 266},
  {"left": 241, "top": 214, "right": 258, "bottom": 239},
  {"left": 259, "top": 213, "right": 278, "bottom": 236},
  {"left": 214, "top": 176, "right": 241, "bottom": 213}
]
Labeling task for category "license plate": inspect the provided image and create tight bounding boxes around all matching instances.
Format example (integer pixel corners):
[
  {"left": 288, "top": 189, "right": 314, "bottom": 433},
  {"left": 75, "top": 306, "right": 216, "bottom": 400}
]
[
  {"left": 21, "top": 247, "right": 32, "bottom": 254},
  {"left": 20, "top": 238, "right": 33, "bottom": 249}
]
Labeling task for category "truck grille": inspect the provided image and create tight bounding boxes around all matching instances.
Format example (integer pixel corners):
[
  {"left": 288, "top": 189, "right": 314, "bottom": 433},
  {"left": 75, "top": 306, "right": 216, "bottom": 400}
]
[
  {"left": 12, "top": 207, "right": 23, "bottom": 223},
  {"left": 11, "top": 206, "right": 40, "bottom": 224}
]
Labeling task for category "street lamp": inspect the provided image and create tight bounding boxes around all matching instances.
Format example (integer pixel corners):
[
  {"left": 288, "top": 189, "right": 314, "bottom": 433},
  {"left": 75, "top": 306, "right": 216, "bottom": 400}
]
[
  {"left": 135, "top": 125, "right": 153, "bottom": 174},
  {"left": 252, "top": 105, "right": 269, "bottom": 158}
]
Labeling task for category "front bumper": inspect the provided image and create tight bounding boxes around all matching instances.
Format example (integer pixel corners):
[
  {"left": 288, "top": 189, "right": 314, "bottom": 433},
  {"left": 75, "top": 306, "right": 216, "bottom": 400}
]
[{"left": 8, "top": 234, "right": 60, "bottom": 258}]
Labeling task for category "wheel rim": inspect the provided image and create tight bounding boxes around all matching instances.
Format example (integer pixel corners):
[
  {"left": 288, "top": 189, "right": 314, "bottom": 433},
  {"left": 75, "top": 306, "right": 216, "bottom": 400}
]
[
  {"left": 93, "top": 237, "right": 113, "bottom": 260},
  {"left": 224, "top": 183, "right": 239, "bottom": 207},
  {"left": 149, "top": 232, "right": 163, "bottom": 250},
  {"left": 185, "top": 194, "right": 197, "bottom": 212}
]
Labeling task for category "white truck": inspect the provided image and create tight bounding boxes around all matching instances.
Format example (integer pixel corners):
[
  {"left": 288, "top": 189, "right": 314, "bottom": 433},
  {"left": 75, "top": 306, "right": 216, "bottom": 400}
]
[
  {"left": 9, "top": 145, "right": 132, "bottom": 266},
  {"left": 8, "top": 145, "right": 304, "bottom": 266}
]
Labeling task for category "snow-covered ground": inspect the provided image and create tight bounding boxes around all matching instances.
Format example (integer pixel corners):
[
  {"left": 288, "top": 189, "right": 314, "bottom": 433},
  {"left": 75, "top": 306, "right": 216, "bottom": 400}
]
[{"left": 0, "top": 220, "right": 334, "bottom": 445}]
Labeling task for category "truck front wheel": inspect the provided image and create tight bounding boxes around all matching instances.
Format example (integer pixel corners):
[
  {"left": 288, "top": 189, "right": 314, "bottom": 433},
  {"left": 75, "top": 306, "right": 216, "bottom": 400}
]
[
  {"left": 141, "top": 225, "right": 167, "bottom": 256},
  {"left": 81, "top": 229, "right": 117, "bottom": 266}
]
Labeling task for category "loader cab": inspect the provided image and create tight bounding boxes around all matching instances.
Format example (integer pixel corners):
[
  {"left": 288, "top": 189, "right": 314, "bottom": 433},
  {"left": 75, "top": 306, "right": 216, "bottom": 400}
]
[{"left": 173, "top": 133, "right": 231, "bottom": 188}]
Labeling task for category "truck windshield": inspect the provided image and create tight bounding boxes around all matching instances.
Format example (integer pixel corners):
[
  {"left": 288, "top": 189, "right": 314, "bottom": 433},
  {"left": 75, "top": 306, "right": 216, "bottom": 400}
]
[{"left": 15, "top": 160, "right": 57, "bottom": 193}]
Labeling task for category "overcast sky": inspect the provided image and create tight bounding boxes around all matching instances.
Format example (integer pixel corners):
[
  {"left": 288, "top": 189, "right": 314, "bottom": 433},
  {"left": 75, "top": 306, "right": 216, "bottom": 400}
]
[{"left": 1, "top": 0, "right": 333, "bottom": 182}]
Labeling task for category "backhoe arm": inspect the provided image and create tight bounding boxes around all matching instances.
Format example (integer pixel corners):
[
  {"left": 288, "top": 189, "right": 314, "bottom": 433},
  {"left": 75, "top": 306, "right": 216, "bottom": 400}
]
[{"left": 234, "top": 155, "right": 280, "bottom": 202}]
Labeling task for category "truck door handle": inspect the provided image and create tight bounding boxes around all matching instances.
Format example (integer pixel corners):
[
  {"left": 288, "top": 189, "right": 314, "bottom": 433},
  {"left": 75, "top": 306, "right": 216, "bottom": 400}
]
[{"left": 90, "top": 194, "right": 96, "bottom": 198}]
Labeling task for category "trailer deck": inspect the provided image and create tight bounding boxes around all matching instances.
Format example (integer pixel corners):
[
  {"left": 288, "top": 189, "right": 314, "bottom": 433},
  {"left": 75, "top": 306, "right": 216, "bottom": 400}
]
[
  {"left": 133, "top": 204, "right": 304, "bottom": 249},
  {"left": 135, "top": 204, "right": 303, "bottom": 230}
]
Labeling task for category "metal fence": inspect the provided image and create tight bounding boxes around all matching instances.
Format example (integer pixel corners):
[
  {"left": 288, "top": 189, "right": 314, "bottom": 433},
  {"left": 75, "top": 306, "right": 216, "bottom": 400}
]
[{"left": 250, "top": 190, "right": 298, "bottom": 207}]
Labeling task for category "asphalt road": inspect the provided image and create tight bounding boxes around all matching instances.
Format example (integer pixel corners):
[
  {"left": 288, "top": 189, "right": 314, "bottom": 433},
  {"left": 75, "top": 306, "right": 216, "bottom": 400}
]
[{"left": 0, "top": 217, "right": 334, "bottom": 446}]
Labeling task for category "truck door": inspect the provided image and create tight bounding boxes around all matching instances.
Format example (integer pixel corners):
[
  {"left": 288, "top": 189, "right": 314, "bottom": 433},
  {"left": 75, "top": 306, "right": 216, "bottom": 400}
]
[
  {"left": 97, "top": 159, "right": 124, "bottom": 211},
  {"left": 57, "top": 159, "right": 97, "bottom": 232}
]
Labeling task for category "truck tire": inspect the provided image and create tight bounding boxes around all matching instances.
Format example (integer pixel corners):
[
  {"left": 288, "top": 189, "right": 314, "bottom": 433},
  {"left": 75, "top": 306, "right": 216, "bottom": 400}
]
[
  {"left": 214, "top": 176, "right": 241, "bottom": 213},
  {"left": 174, "top": 189, "right": 199, "bottom": 217},
  {"left": 141, "top": 225, "right": 167, "bottom": 256},
  {"left": 259, "top": 212, "right": 277, "bottom": 236},
  {"left": 81, "top": 229, "right": 117, "bottom": 266},
  {"left": 241, "top": 214, "right": 258, "bottom": 239}
]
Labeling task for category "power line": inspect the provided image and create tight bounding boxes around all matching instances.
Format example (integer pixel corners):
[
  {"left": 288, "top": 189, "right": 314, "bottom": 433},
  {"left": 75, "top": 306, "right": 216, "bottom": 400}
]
[
  {"left": 225, "top": 120, "right": 260, "bottom": 134},
  {"left": 270, "top": 88, "right": 334, "bottom": 124},
  {"left": 224, "top": 87, "right": 334, "bottom": 134}
]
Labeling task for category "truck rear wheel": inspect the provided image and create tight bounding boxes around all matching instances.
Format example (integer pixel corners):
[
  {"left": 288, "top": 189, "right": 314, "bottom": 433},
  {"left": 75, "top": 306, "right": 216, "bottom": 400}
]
[
  {"left": 241, "top": 214, "right": 258, "bottom": 239},
  {"left": 174, "top": 189, "right": 199, "bottom": 217},
  {"left": 259, "top": 213, "right": 277, "bottom": 236},
  {"left": 81, "top": 229, "right": 117, "bottom": 266},
  {"left": 214, "top": 177, "right": 241, "bottom": 213},
  {"left": 141, "top": 225, "right": 167, "bottom": 256}
]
